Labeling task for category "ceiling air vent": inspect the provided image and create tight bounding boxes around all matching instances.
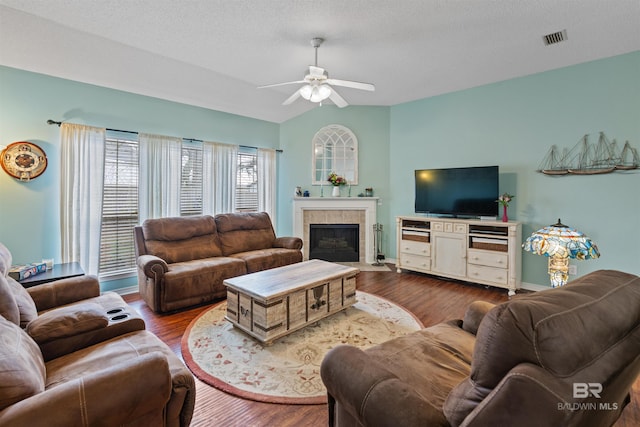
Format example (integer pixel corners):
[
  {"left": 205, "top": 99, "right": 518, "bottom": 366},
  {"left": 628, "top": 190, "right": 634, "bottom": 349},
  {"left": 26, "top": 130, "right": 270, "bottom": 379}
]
[{"left": 543, "top": 30, "right": 567, "bottom": 46}]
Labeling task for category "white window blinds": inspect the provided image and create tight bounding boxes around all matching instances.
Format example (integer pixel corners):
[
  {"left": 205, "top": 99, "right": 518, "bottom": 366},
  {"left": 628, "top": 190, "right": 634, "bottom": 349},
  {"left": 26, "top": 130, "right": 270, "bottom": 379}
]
[
  {"left": 181, "top": 140, "right": 204, "bottom": 216},
  {"left": 236, "top": 147, "right": 258, "bottom": 212},
  {"left": 99, "top": 132, "right": 139, "bottom": 277}
]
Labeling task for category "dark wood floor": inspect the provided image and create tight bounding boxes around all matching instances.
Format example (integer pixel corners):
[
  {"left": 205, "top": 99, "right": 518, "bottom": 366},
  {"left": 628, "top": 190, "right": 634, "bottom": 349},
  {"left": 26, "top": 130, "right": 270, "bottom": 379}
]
[{"left": 123, "top": 266, "right": 639, "bottom": 427}]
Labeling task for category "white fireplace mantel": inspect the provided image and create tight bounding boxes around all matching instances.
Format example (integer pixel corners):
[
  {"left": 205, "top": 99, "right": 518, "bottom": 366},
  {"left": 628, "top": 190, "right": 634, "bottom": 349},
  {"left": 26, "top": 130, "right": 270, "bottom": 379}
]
[{"left": 292, "top": 197, "right": 379, "bottom": 264}]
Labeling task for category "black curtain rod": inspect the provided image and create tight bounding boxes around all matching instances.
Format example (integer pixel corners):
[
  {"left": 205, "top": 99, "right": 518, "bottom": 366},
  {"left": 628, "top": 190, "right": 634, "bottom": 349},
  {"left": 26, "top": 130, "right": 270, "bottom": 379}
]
[{"left": 46, "top": 119, "right": 283, "bottom": 153}]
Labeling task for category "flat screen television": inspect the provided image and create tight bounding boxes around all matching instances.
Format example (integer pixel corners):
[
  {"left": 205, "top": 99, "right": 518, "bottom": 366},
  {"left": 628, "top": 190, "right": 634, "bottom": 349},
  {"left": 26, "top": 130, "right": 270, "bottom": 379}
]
[{"left": 414, "top": 166, "right": 499, "bottom": 217}]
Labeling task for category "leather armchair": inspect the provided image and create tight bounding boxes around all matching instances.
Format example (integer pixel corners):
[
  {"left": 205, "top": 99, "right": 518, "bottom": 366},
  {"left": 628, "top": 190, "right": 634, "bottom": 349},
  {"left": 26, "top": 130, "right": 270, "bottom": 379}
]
[
  {"left": 0, "top": 243, "right": 144, "bottom": 361},
  {"left": 0, "top": 315, "right": 195, "bottom": 426},
  {"left": 321, "top": 270, "right": 640, "bottom": 427}
]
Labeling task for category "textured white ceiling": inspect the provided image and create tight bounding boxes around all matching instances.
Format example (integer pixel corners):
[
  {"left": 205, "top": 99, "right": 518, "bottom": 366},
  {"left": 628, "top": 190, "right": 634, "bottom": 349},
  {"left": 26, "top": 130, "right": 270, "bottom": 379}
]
[{"left": 1, "top": 0, "right": 638, "bottom": 123}]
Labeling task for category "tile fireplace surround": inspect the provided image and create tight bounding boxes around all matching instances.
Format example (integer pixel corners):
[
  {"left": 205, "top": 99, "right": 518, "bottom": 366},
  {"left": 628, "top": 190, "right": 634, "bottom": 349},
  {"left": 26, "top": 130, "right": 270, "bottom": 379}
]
[{"left": 292, "top": 197, "right": 379, "bottom": 264}]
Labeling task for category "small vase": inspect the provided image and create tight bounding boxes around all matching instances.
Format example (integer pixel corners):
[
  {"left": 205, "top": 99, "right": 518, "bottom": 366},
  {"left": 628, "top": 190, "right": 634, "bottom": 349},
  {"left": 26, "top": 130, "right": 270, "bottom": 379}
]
[
  {"left": 502, "top": 205, "right": 508, "bottom": 222},
  {"left": 332, "top": 186, "right": 340, "bottom": 197}
]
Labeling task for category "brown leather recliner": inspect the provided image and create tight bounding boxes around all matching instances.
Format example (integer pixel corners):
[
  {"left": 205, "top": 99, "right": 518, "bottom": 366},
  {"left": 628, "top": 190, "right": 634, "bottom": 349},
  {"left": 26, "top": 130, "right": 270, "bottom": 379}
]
[
  {"left": 0, "top": 243, "right": 195, "bottom": 426},
  {"left": 0, "top": 316, "right": 195, "bottom": 427},
  {"left": 321, "top": 269, "right": 640, "bottom": 427},
  {"left": 0, "top": 243, "right": 145, "bottom": 361}
]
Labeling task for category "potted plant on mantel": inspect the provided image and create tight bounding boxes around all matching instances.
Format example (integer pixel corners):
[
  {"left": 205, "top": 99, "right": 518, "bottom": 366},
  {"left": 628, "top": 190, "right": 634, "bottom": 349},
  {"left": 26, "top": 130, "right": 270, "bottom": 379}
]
[{"left": 327, "top": 172, "right": 347, "bottom": 197}]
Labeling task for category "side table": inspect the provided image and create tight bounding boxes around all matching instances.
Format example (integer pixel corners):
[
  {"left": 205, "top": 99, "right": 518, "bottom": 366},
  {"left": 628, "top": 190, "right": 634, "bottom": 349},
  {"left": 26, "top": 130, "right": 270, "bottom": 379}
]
[{"left": 19, "top": 262, "right": 85, "bottom": 288}]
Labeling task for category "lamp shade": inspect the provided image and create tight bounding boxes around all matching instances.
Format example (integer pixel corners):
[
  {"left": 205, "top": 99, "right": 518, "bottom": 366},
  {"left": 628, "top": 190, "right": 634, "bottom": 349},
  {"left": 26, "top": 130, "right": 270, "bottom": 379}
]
[
  {"left": 299, "top": 84, "right": 331, "bottom": 103},
  {"left": 522, "top": 219, "right": 600, "bottom": 260}
]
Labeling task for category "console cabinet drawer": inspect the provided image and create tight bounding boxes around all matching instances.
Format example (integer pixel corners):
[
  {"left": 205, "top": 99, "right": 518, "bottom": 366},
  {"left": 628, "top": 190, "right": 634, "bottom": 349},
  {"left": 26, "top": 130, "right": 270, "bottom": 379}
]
[
  {"left": 467, "top": 264, "right": 508, "bottom": 285},
  {"left": 468, "top": 249, "right": 508, "bottom": 269},
  {"left": 400, "top": 253, "right": 431, "bottom": 271},
  {"left": 431, "top": 221, "right": 466, "bottom": 234},
  {"left": 400, "top": 239, "right": 431, "bottom": 256}
]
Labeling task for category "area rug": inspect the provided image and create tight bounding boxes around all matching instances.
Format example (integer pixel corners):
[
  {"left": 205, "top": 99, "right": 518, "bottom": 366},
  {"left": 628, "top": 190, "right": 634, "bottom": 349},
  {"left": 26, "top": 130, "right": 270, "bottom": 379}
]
[{"left": 181, "top": 291, "right": 423, "bottom": 404}]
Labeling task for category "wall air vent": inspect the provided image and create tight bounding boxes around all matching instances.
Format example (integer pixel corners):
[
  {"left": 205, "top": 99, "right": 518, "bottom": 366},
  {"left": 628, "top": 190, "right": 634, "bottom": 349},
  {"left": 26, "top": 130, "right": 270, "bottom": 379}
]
[{"left": 543, "top": 30, "right": 567, "bottom": 46}]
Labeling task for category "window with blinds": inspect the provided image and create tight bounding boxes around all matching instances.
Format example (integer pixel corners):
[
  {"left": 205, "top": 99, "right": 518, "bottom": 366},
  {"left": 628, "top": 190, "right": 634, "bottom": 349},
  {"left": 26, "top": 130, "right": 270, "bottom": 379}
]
[
  {"left": 236, "top": 147, "right": 258, "bottom": 212},
  {"left": 181, "top": 140, "right": 203, "bottom": 216},
  {"left": 99, "top": 133, "right": 139, "bottom": 278},
  {"left": 98, "top": 137, "right": 261, "bottom": 279}
]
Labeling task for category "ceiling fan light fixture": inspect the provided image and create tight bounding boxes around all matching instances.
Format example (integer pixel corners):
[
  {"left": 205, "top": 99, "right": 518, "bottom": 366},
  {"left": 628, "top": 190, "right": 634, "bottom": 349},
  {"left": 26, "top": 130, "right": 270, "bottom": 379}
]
[
  {"left": 311, "top": 84, "right": 332, "bottom": 102},
  {"left": 300, "top": 84, "right": 332, "bottom": 103},
  {"left": 259, "top": 36, "right": 374, "bottom": 108},
  {"left": 299, "top": 85, "right": 313, "bottom": 100}
]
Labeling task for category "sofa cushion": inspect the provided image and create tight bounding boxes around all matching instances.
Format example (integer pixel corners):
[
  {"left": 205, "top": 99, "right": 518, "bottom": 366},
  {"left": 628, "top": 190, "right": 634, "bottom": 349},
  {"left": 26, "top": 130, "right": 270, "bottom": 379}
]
[
  {"left": 7, "top": 276, "right": 38, "bottom": 328},
  {"left": 142, "top": 216, "right": 223, "bottom": 263},
  {"left": 215, "top": 212, "right": 276, "bottom": 256},
  {"left": 444, "top": 269, "right": 640, "bottom": 426},
  {"left": 0, "top": 315, "right": 46, "bottom": 411},
  {"left": 0, "top": 275, "right": 19, "bottom": 325},
  {"left": 161, "top": 257, "right": 246, "bottom": 309},
  {"left": 364, "top": 322, "right": 475, "bottom": 411},
  {"left": 231, "top": 248, "right": 303, "bottom": 273}
]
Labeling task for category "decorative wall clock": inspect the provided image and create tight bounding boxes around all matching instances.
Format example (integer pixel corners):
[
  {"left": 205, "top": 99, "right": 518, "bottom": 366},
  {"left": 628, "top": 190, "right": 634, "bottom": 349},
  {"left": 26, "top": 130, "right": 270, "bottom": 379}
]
[{"left": 1, "top": 141, "right": 48, "bottom": 181}]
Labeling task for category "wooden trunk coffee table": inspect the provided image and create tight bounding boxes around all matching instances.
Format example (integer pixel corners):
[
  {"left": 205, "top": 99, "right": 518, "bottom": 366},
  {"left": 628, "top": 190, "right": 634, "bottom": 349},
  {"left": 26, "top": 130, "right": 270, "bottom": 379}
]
[{"left": 224, "top": 259, "right": 359, "bottom": 344}]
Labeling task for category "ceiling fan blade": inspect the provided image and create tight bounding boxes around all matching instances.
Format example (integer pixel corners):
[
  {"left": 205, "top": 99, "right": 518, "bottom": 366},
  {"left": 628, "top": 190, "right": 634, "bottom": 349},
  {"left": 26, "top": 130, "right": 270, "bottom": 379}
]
[
  {"left": 328, "top": 89, "right": 348, "bottom": 108},
  {"left": 282, "top": 89, "right": 302, "bottom": 105},
  {"left": 257, "top": 80, "right": 305, "bottom": 89},
  {"left": 325, "top": 78, "right": 375, "bottom": 91}
]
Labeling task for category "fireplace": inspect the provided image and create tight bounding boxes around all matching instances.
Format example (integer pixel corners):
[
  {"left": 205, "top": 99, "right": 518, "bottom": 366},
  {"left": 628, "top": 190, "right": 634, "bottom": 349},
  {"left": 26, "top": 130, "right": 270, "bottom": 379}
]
[
  {"left": 309, "top": 224, "right": 359, "bottom": 262},
  {"left": 292, "top": 197, "right": 378, "bottom": 263}
]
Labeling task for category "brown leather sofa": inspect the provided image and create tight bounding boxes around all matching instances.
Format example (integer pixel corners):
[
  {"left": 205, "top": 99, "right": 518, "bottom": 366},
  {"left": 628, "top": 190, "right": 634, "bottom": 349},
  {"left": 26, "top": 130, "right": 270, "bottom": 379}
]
[
  {"left": 134, "top": 212, "right": 303, "bottom": 312},
  {"left": 321, "top": 269, "right": 640, "bottom": 427},
  {"left": 0, "top": 244, "right": 195, "bottom": 426}
]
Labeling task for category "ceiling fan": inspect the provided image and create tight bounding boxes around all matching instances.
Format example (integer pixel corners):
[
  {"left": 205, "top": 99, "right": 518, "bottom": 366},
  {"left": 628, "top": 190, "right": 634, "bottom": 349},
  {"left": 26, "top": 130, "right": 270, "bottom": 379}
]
[{"left": 258, "top": 37, "right": 375, "bottom": 108}]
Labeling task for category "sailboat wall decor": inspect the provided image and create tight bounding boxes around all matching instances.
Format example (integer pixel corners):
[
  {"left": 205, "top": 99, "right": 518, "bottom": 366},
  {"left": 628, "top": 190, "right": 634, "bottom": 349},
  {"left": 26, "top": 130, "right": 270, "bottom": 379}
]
[
  {"left": 537, "top": 145, "right": 569, "bottom": 175},
  {"left": 536, "top": 132, "right": 638, "bottom": 176},
  {"left": 615, "top": 141, "right": 640, "bottom": 170}
]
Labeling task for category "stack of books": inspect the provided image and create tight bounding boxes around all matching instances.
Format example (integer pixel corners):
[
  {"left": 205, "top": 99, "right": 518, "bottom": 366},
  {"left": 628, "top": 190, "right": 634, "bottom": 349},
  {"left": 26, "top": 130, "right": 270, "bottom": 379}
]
[{"left": 9, "top": 262, "right": 47, "bottom": 281}]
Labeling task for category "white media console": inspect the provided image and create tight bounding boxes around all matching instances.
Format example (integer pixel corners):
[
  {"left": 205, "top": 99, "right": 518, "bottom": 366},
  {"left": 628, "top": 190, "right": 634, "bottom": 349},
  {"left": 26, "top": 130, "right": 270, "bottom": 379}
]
[{"left": 396, "top": 216, "right": 522, "bottom": 295}]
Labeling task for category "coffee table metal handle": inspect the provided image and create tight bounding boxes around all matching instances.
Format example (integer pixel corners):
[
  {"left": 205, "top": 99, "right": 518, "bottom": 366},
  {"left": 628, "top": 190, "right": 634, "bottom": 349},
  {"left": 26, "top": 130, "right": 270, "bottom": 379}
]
[{"left": 240, "top": 306, "right": 250, "bottom": 317}]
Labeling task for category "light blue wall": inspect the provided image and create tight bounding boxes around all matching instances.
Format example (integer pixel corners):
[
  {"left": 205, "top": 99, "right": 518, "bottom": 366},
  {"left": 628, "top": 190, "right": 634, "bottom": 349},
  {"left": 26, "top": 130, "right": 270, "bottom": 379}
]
[
  {"left": 278, "top": 105, "right": 391, "bottom": 250},
  {"left": 389, "top": 52, "right": 640, "bottom": 286},
  {"left": 0, "top": 66, "right": 279, "bottom": 291},
  {"left": 2, "top": 52, "right": 638, "bottom": 292}
]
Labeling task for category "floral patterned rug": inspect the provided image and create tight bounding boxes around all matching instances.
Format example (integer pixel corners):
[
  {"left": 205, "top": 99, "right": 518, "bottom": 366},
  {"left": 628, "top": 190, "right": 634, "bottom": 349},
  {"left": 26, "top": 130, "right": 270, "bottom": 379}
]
[{"left": 181, "top": 291, "right": 423, "bottom": 404}]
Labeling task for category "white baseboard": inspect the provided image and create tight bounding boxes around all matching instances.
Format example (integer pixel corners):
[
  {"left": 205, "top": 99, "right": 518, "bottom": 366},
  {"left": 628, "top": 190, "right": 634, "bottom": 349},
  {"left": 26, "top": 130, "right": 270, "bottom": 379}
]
[
  {"left": 111, "top": 285, "right": 139, "bottom": 295},
  {"left": 519, "top": 281, "right": 550, "bottom": 292}
]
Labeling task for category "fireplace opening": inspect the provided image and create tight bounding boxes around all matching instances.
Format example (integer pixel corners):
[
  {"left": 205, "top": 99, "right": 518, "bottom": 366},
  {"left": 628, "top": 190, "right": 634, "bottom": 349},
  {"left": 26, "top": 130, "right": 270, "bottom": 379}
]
[{"left": 309, "top": 224, "right": 359, "bottom": 262}]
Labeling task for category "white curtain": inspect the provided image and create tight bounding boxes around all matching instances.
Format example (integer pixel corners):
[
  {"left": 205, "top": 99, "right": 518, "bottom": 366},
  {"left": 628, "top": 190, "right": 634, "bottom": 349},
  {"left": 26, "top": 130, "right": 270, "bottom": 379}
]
[
  {"left": 203, "top": 142, "right": 238, "bottom": 215},
  {"left": 139, "top": 133, "right": 182, "bottom": 221},
  {"left": 258, "top": 148, "right": 276, "bottom": 219},
  {"left": 60, "top": 123, "right": 106, "bottom": 276}
]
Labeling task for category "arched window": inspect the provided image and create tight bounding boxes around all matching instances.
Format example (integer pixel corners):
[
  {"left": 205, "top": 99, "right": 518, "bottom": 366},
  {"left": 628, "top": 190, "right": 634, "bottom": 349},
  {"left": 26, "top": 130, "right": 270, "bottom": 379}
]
[{"left": 312, "top": 124, "right": 358, "bottom": 185}]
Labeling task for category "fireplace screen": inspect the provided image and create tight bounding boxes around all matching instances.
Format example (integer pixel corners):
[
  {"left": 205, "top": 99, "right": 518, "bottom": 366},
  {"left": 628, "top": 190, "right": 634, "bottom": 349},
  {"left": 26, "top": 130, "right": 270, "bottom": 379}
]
[{"left": 309, "top": 224, "right": 359, "bottom": 262}]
